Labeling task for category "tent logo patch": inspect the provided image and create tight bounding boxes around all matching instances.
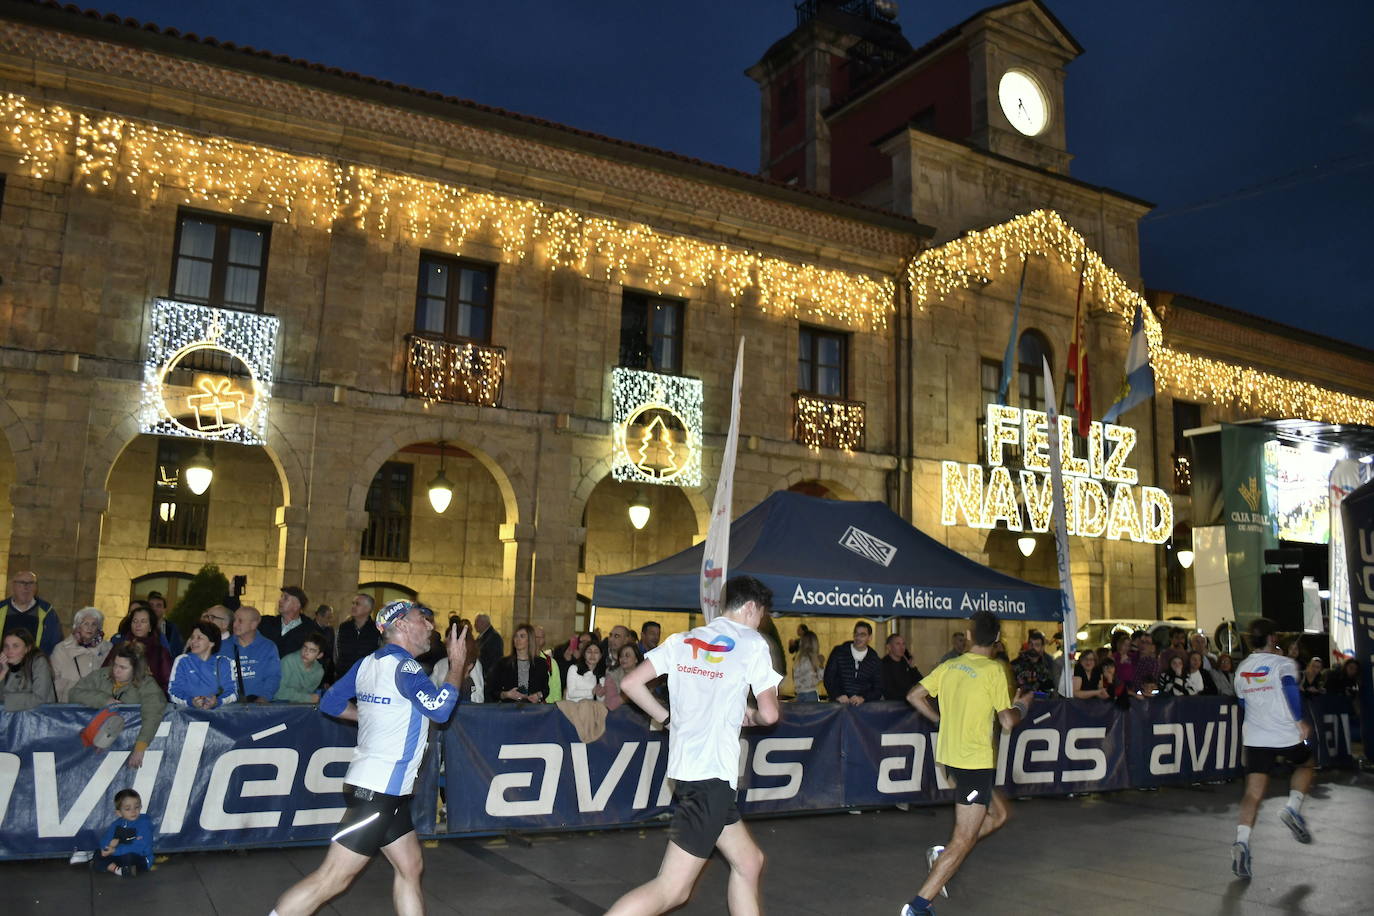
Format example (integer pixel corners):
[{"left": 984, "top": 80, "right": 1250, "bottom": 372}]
[{"left": 839, "top": 526, "right": 896, "bottom": 567}]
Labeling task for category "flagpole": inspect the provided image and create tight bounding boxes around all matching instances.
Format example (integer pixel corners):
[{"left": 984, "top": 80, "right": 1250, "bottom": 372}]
[{"left": 1043, "top": 356, "right": 1079, "bottom": 696}]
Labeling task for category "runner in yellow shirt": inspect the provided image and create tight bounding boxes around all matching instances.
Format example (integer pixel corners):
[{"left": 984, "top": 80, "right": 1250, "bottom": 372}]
[{"left": 901, "top": 610, "right": 1033, "bottom": 915}]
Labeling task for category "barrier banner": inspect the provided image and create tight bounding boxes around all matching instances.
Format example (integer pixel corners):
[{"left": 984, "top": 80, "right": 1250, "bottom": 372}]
[
  {"left": 1127, "top": 696, "right": 1242, "bottom": 787},
  {"left": 442, "top": 703, "right": 846, "bottom": 833},
  {"left": 838, "top": 702, "right": 953, "bottom": 808},
  {"left": 1307, "top": 694, "right": 1356, "bottom": 768},
  {"left": 995, "top": 698, "right": 1129, "bottom": 796},
  {"left": 0, "top": 704, "right": 437, "bottom": 860}
]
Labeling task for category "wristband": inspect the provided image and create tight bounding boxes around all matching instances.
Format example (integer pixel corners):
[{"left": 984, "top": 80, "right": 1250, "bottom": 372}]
[
  {"left": 660, "top": 715, "right": 671, "bottom": 729},
  {"left": 1012, "top": 699, "right": 1030, "bottom": 718}
]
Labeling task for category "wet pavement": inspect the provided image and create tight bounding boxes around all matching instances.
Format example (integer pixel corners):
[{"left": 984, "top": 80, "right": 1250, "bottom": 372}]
[{"left": 6, "top": 769, "right": 1372, "bottom": 915}]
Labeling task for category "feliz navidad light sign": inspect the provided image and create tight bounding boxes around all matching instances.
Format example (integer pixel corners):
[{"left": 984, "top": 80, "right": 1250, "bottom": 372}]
[{"left": 941, "top": 404, "right": 1173, "bottom": 543}]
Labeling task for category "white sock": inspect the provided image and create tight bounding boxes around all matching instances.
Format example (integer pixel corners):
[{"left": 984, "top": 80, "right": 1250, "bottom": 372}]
[
  {"left": 1288, "top": 791, "right": 1304, "bottom": 812},
  {"left": 1236, "top": 825, "right": 1251, "bottom": 844}
]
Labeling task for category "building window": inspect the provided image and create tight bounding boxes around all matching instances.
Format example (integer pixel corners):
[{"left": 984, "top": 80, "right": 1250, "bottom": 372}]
[
  {"left": 170, "top": 211, "right": 270, "bottom": 311},
  {"left": 777, "top": 78, "right": 799, "bottom": 127},
  {"left": 1017, "top": 329, "right": 1052, "bottom": 412},
  {"left": 798, "top": 326, "right": 847, "bottom": 398},
  {"left": 619, "top": 291, "right": 684, "bottom": 374},
  {"left": 148, "top": 438, "right": 210, "bottom": 549},
  {"left": 979, "top": 358, "right": 1003, "bottom": 462},
  {"left": 415, "top": 254, "right": 495, "bottom": 344},
  {"left": 361, "top": 462, "right": 413, "bottom": 561}
]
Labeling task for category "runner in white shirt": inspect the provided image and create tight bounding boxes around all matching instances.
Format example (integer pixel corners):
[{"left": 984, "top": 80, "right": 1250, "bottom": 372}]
[
  {"left": 606, "top": 576, "right": 782, "bottom": 916},
  {"left": 1229, "top": 616, "right": 1315, "bottom": 879},
  {"left": 271, "top": 601, "right": 470, "bottom": 916}
]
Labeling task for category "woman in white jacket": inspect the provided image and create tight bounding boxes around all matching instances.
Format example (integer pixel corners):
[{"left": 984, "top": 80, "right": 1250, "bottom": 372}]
[
  {"left": 563, "top": 642, "right": 607, "bottom": 702},
  {"left": 50, "top": 607, "right": 112, "bottom": 702}
]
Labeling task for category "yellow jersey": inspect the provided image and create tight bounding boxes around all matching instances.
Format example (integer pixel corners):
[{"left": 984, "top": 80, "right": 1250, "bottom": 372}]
[{"left": 919, "top": 652, "right": 1012, "bottom": 770}]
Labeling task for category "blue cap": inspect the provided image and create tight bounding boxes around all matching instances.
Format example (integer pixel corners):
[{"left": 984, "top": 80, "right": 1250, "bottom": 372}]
[{"left": 377, "top": 599, "right": 415, "bottom": 629}]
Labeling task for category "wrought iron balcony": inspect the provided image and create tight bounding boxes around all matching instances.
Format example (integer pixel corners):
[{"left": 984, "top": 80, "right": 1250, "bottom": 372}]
[
  {"left": 405, "top": 334, "right": 506, "bottom": 407},
  {"left": 793, "top": 392, "right": 866, "bottom": 452}
]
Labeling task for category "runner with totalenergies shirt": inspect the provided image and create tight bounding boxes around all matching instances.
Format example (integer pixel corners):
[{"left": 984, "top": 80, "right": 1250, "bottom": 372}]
[
  {"left": 606, "top": 575, "right": 782, "bottom": 916},
  {"left": 1230, "top": 616, "right": 1316, "bottom": 879}
]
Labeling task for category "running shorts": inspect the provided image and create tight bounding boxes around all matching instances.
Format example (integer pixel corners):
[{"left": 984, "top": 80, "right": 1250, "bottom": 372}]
[
  {"left": 331, "top": 784, "right": 415, "bottom": 856},
  {"left": 946, "top": 766, "right": 996, "bottom": 807},
  {"left": 1243, "top": 742, "right": 1312, "bottom": 775},
  {"left": 667, "top": 778, "right": 741, "bottom": 858}
]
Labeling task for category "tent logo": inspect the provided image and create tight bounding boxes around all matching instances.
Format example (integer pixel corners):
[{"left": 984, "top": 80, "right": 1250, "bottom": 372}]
[{"left": 839, "top": 526, "right": 896, "bottom": 567}]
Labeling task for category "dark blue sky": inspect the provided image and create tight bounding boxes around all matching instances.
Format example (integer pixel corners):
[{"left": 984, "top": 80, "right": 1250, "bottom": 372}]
[{"left": 97, "top": 0, "right": 1374, "bottom": 350}]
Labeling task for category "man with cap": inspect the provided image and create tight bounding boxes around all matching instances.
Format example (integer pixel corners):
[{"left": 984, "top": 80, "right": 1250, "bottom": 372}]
[
  {"left": 259, "top": 585, "right": 321, "bottom": 658},
  {"left": 270, "top": 600, "right": 470, "bottom": 916}
]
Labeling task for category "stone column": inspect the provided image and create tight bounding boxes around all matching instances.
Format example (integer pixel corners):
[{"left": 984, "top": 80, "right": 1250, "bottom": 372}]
[
  {"left": 501, "top": 522, "right": 535, "bottom": 631},
  {"left": 275, "top": 503, "right": 308, "bottom": 589}
]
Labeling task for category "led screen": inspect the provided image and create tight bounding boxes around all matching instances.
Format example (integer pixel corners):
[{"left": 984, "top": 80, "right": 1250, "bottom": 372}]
[{"left": 1262, "top": 441, "right": 1337, "bottom": 543}]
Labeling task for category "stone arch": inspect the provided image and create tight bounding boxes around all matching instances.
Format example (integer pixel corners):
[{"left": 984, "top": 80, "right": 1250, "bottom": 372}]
[
  {"left": 0, "top": 398, "right": 38, "bottom": 485},
  {"left": 776, "top": 467, "right": 870, "bottom": 502},
  {"left": 572, "top": 454, "right": 708, "bottom": 539},
  {"left": 348, "top": 416, "right": 526, "bottom": 527}
]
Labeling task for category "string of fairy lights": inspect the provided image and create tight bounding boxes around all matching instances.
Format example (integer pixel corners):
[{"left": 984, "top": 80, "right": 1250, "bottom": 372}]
[
  {"left": 909, "top": 209, "right": 1374, "bottom": 426},
  {"left": 4, "top": 91, "right": 1366, "bottom": 432},
  {"left": 0, "top": 92, "right": 894, "bottom": 330},
  {"left": 793, "top": 394, "right": 865, "bottom": 453}
]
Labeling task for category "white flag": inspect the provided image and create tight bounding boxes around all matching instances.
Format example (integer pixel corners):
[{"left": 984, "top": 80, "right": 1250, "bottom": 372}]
[
  {"left": 1043, "top": 357, "right": 1079, "bottom": 696},
  {"left": 701, "top": 339, "right": 745, "bottom": 621}
]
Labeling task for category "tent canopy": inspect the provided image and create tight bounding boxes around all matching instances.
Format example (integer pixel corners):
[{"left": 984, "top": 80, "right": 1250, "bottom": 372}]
[{"left": 592, "top": 491, "right": 1062, "bottom": 621}]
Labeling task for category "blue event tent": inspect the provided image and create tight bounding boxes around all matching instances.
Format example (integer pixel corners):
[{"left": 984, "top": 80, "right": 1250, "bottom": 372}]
[{"left": 592, "top": 491, "right": 1063, "bottom": 620}]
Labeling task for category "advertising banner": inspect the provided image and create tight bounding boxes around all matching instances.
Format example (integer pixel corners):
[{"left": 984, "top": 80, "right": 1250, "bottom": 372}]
[
  {"left": 0, "top": 704, "right": 437, "bottom": 860},
  {"left": 994, "top": 698, "right": 1129, "bottom": 796},
  {"left": 1307, "top": 694, "right": 1357, "bottom": 768},
  {"left": 1221, "top": 425, "right": 1278, "bottom": 626},
  {"left": 1339, "top": 478, "right": 1374, "bottom": 721},
  {"left": 1126, "top": 696, "right": 1242, "bottom": 787}
]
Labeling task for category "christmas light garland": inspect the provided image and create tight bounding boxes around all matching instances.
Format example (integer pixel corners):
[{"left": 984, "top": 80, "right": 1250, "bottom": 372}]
[
  {"left": 793, "top": 393, "right": 866, "bottom": 452},
  {"left": 611, "top": 368, "right": 702, "bottom": 487},
  {"left": 405, "top": 336, "right": 506, "bottom": 407},
  {"left": 909, "top": 209, "right": 1374, "bottom": 425},
  {"left": 1, "top": 92, "right": 894, "bottom": 329}
]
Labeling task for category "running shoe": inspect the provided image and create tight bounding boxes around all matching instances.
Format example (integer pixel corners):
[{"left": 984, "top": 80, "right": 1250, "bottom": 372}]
[
  {"left": 1280, "top": 806, "right": 1311, "bottom": 844},
  {"left": 925, "top": 845, "right": 949, "bottom": 898},
  {"left": 1231, "top": 841, "right": 1252, "bottom": 879},
  {"left": 900, "top": 904, "right": 935, "bottom": 916}
]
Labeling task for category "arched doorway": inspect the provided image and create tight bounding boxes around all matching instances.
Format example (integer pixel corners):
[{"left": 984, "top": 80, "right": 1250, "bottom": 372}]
[
  {"left": 580, "top": 476, "right": 699, "bottom": 640},
  {"left": 95, "top": 434, "right": 287, "bottom": 615},
  {"left": 357, "top": 440, "right": 510, "bottom": 623}
]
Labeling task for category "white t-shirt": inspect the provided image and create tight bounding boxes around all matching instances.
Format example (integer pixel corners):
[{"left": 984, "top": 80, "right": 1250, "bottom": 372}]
[
  {"left": 646, "top": 616, "right": 781, "bottom": 789},
  {"left": 1234, "top": 651, "right": 1301, "bottom": 748}
]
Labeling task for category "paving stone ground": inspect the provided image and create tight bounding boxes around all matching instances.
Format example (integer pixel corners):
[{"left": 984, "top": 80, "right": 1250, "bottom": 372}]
[{"left": 5, "top": 769, "right": 1372, "bottom": 915}]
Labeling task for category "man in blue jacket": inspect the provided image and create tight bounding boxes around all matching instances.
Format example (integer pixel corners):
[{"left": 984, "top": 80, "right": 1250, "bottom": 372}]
[
  {"left": 270, "top": 601, "right": 470, "bottom": 916},
  {"left": 228, "top": 606, "right": 280, "bottom": 703},
  {"left": 2, "top": 570, "right": 62, "bottom": 656}
]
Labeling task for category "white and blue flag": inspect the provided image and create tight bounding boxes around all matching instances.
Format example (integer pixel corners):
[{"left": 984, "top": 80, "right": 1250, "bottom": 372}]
[{"left": 1102, "top": 304, "right": 1155, "bottom": 424}]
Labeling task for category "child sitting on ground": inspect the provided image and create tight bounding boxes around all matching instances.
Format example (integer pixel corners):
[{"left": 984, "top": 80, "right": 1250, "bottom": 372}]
[{"left": 95, "top": 788, "right": 155, "bottom": 877}]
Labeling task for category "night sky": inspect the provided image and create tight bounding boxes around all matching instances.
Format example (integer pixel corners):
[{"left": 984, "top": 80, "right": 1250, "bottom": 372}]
[{"left": 72, "top": 0, "right": 1374, "bottom": 350}]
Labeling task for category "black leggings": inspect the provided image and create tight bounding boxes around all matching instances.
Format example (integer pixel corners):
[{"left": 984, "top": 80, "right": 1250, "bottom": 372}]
[{"left": 95, "top": 852, "right": 146, "bottom": 875}]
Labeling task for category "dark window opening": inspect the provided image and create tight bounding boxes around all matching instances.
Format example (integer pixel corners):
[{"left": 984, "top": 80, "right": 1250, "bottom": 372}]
[
  {"left": 361, "top": 462, "right": 413, "bottom": 562},
  {"left": 798, "top": 326, "right": 848, "bottom": 398},
  {"left": 619, "top": 291, "right": 684, "bottom": 374},
  {"left": 415, "top": 254, "right": 495, "bottom": 344},
  {"left": 147, "top": 438, "right": 211, "bottom": 549},
  {"left": 778, "top": 78, "right": 799, "bottom": 127},
  {"left": 169, "top": 210, "right": 270, "bottom": 311}
]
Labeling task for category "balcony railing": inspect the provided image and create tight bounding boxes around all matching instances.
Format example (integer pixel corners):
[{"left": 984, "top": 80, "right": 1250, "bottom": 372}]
[
  {"left": 405, "top": 334, "right": 506, "bottom": 407},
  {"left": 1173, "top": 452, "right": 1192, "bottom": 494},
  {"left": 793, "top": 392, "right": 866, "bottom": 452}
]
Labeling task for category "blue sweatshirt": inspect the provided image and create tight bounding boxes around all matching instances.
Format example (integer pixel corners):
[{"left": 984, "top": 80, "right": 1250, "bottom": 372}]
[
  {"left": 100, "top": 813, "right": 155, "bottom": 869},
  {"left": 168, "top": 652, "right": 238, "bottom": 708},
  {"left": 225, "top": 634, "right": 281, "bottom": 700}
]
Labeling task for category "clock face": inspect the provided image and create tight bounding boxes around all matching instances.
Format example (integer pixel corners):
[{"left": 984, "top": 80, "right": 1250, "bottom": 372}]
[{"left": 998, "top": 70, "right": 1049, "bottom": 137}]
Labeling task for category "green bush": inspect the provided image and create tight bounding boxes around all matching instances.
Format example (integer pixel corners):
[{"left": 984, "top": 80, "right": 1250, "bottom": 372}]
[{"left": 169, "top": 564, "right": 229, "bottom": 634}]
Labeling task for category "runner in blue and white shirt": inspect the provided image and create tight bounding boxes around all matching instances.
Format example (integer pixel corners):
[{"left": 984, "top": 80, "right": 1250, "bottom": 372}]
[
  {"left": 1229, "top": 616, "right": 1315, "bottom": 880},
  {"left": 271, "top": 601, "right": 470, "bottom": 916}
]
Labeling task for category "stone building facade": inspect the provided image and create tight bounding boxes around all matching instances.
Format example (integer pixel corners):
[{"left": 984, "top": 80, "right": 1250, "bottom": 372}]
[{"left": 2, "top": 1, "right": 1371, "bottom": 676}]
